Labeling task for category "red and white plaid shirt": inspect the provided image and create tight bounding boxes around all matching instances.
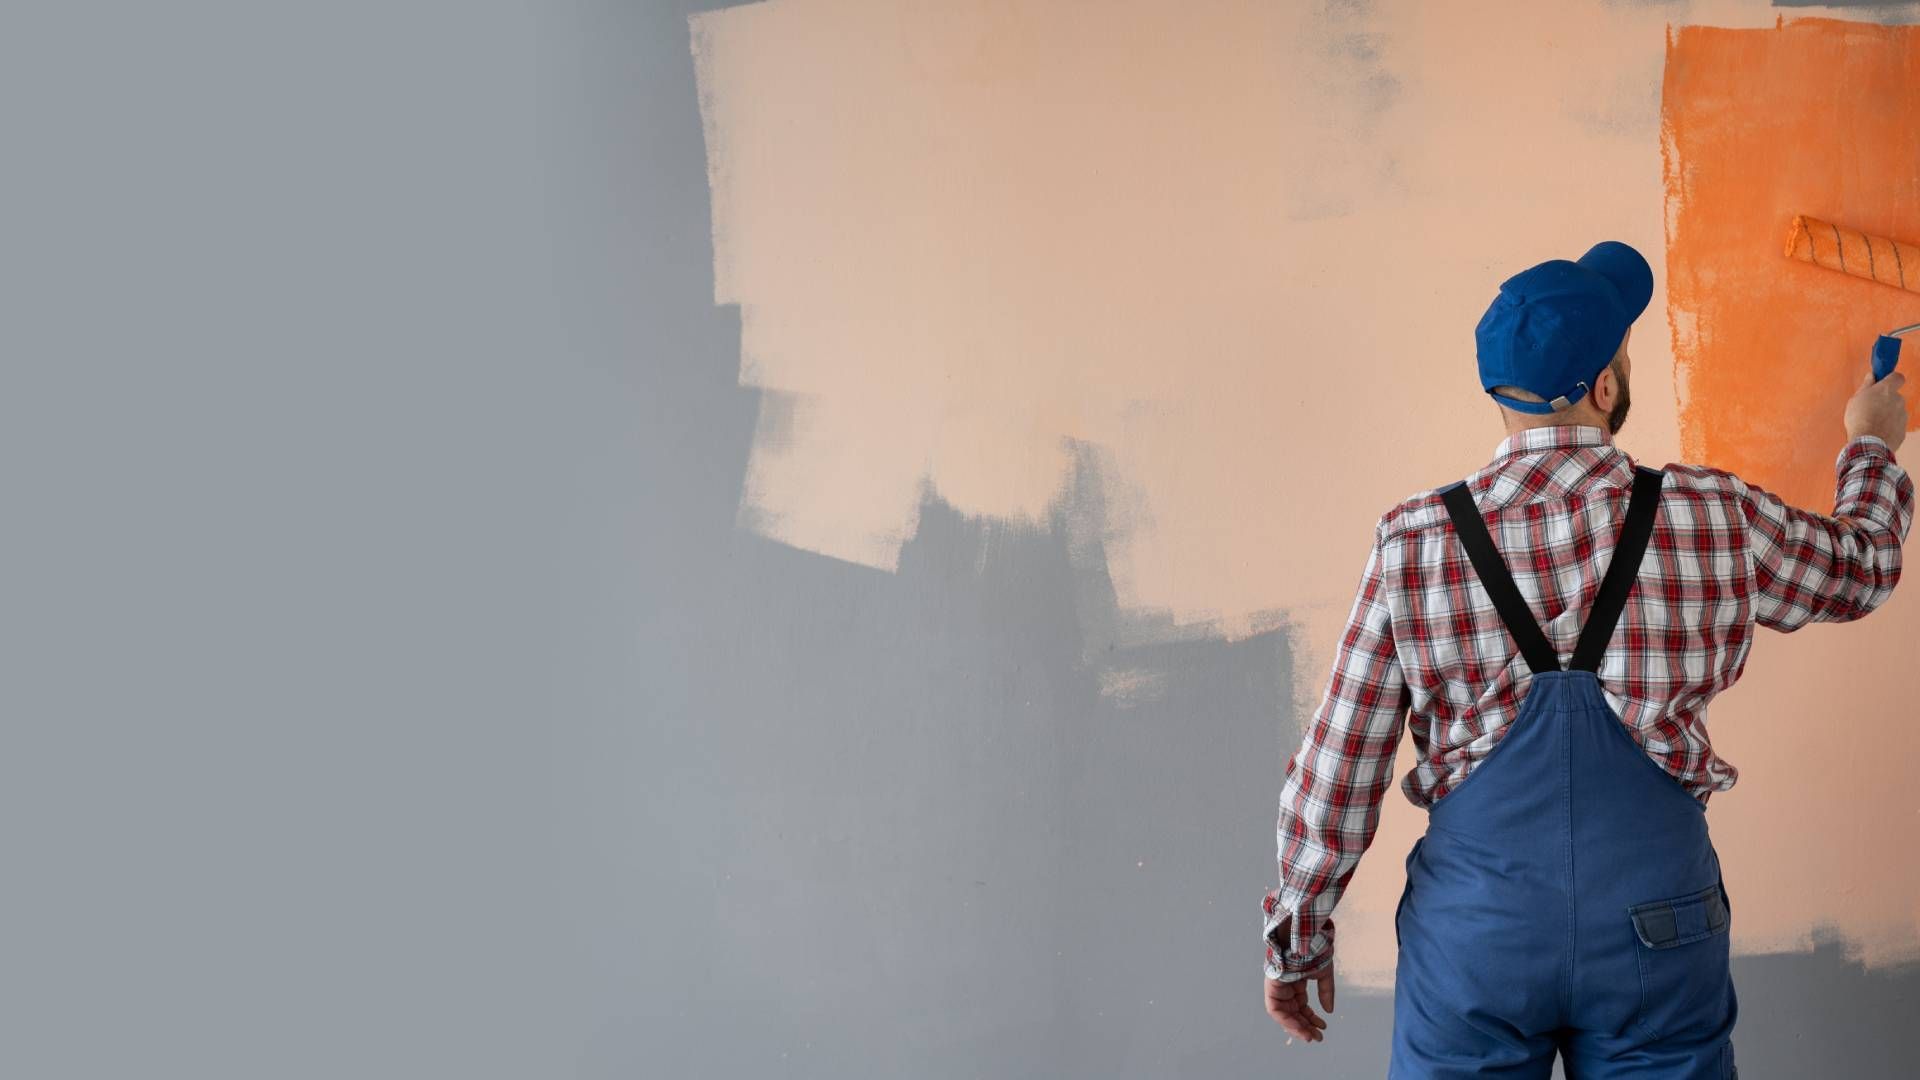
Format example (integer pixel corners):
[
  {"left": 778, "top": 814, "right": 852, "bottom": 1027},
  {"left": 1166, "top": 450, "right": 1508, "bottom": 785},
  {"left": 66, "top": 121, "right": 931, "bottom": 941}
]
[{"left": 1263, "top": 423, "right": 1913, "bottom": 982}]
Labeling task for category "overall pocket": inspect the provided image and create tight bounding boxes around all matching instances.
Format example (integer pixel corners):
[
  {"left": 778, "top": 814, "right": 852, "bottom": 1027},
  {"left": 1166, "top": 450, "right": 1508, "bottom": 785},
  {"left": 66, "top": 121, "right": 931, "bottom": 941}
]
[{"left": 1628, "top": 881, "right": 1733, "bottom": 1043}]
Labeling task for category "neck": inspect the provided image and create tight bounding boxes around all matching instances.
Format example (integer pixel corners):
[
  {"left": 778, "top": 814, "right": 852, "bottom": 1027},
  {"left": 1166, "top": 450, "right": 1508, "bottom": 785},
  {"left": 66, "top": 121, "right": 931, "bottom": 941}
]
[{"left": 1503, "top": 412, "right": 1608, "bottom": 438}]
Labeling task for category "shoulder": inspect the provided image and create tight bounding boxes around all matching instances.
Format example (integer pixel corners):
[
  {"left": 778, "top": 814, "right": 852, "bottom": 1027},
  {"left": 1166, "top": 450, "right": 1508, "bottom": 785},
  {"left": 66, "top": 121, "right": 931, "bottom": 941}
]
[
  {"left": 1375, "top": 483, "right": 1464, "bottom": 547},
  {"left": 1647, "top": 460, "right": 1754, "bottom": 523},
  {"left": 1653, "top": 460, "right": 1748, "bottom": 495}
]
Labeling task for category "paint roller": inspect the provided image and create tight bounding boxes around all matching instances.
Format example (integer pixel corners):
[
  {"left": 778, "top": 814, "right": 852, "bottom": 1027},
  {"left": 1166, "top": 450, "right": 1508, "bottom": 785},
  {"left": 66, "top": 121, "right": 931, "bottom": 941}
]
[{"left": 1784, "top": 214, "right": 1920, "bottom": 380}]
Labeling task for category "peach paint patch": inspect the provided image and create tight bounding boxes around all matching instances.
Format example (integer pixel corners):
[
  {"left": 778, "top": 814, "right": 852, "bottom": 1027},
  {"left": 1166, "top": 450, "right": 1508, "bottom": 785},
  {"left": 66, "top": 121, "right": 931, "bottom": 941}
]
[
  {"left": 1661, "top": 14, "right": 1920, "bottom": 976},
  {"left": 691, "top": 0, "right": 1918, "bottom": 985},
  {"left": 687, "top": 0, "right": 1693, "bottom": 639}
]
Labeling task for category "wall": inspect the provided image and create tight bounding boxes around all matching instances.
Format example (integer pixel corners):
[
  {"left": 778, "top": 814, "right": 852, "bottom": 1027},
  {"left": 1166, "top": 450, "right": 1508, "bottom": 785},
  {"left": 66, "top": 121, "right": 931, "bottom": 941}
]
[
  {"left": 683, "top": 0, "right": 1920, "bottom": 1074},
  {"left": 6, "top": 1, "right": 1916, "bottom": 1078}
]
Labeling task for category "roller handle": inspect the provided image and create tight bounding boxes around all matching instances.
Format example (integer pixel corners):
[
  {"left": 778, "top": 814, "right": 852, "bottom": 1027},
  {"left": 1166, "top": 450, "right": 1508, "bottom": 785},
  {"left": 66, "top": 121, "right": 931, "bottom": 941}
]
[{"left": 1873, "top": 335, "right": 1902, "bottom": 381}]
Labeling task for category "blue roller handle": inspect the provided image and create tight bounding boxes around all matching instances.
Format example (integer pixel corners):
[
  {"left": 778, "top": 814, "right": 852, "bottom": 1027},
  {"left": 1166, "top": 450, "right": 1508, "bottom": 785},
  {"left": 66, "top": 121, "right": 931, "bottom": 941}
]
[
  {"left": 1873, "top": 334, "right": 1902, "bottom": 381},
  {"left": 1874, "top": 322, "right": 1920, "bottom": 381}
]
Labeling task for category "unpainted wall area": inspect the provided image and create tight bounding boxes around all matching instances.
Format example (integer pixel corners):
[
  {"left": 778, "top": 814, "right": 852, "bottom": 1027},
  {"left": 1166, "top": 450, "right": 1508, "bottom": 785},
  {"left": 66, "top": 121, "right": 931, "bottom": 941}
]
[{"left": 4, "top": 2, "right": 1916, "bottom": 1079}]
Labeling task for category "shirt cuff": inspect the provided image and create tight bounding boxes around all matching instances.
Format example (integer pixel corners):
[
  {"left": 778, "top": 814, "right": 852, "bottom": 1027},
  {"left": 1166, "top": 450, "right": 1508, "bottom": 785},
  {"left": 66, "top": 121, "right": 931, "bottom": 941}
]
[
  {"left": 1840, "top": 434, "right": 1898, "bottom": 469},
  {"left": 1262, "top": 892, "right": 1335, "bottom": 982},
  {"left": 1265, "top": 947, "right": 1334, "bottom": 983}
]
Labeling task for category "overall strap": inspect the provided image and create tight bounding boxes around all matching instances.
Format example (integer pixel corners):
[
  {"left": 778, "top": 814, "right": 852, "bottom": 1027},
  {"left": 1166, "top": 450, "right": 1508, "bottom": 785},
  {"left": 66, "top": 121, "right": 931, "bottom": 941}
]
[
  {"left": 1440, "top": 481, "right": 1562, "bottom": 675},
  {"left": 1568, "top": 466, "right": 1665, "bottom": 673}
]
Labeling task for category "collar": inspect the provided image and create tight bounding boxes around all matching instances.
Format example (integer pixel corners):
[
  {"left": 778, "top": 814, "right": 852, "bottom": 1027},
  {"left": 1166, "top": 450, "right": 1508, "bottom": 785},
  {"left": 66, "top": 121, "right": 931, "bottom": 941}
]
[{"left": 1490, "top": 424, "right": 1615, "bottom": 465}]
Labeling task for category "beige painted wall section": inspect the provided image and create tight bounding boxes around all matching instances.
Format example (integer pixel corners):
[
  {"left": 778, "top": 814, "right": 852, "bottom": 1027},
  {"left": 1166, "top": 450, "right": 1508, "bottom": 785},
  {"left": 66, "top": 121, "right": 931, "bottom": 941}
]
[{"left": 692, "top": 0, "right": 1918, "bottom": 989}]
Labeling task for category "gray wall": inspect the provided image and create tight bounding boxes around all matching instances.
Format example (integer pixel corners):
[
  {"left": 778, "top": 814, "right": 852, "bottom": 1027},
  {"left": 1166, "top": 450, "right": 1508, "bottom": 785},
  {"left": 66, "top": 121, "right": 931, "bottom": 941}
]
[{"left": 5, "top": 2, "right": 1913, "bottom": 1077}]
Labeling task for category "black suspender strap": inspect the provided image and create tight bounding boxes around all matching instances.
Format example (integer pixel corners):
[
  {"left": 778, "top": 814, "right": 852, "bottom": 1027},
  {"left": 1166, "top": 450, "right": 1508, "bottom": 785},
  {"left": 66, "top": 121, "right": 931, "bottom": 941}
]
[
  {"left": 1568, "top": 466, "right": 1665, "bottom": 673},
  {"left": 1440, "top": 481, "right": 1562, "bottom": 675},
  {"left": 1439, "top": 465, "right": 1666, "bottom": 677}
]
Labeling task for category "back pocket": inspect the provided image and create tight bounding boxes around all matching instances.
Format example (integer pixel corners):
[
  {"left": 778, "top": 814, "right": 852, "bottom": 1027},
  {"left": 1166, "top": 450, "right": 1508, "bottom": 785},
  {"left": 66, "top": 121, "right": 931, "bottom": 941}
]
[{"left": 1628, "top": 882, "right": 1734, "bottom": 1043}]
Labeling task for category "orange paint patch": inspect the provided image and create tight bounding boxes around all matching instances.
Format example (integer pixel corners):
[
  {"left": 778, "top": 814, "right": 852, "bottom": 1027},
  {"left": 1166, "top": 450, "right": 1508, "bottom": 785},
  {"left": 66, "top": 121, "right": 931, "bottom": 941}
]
[{"left": 1662, "top": 17, "right": 1920, "bottom": 502}]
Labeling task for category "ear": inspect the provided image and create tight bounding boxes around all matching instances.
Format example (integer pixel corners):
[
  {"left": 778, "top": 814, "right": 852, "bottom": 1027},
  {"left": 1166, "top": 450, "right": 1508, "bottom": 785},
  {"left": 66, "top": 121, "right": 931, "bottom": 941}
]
[{"left": 1589, "top": 363, "right": 1616, "bottom": 410}]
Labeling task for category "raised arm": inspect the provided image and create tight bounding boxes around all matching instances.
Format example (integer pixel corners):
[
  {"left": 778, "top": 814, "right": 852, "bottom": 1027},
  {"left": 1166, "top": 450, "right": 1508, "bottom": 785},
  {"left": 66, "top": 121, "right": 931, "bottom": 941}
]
[{"left": 1741, "top": 370, "right": 1913, "bottom": 632}]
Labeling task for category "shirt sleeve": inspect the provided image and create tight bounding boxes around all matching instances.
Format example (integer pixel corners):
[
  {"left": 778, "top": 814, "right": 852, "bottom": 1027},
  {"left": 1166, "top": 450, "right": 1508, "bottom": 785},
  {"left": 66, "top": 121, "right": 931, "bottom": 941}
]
[
  {"left": 1739, "top": 435, "right": 1915, "bottom": 633},
  {"left": 1263, "top": 515, "right": 1411, "bottom": 982}
]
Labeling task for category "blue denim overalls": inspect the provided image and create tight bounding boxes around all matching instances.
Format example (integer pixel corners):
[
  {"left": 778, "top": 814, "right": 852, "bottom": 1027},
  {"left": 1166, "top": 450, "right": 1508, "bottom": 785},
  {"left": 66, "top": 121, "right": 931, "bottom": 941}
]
[{"left": 1390, "top": 465, "right": 1738, "bottom": 1079}]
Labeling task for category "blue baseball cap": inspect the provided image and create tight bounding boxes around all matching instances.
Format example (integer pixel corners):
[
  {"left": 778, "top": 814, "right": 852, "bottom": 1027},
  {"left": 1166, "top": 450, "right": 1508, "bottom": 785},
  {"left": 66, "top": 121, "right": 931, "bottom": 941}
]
[{"left": 1476, "top": 241, "right": 1654, "bottom": 414}]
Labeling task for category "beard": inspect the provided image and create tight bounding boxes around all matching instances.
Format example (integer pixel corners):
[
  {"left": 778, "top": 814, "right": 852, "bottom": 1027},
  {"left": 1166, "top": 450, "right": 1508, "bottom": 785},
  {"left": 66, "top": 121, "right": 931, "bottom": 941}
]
[{"left": 1606, "top": 367, "right": 1631, "bottom": 434}]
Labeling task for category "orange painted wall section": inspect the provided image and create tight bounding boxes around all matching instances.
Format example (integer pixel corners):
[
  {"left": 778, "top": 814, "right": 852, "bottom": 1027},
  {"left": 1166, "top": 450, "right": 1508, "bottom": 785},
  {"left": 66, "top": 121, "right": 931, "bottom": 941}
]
[{"left": 1663, "top": 18, "right": 1920, "bottom": 504}]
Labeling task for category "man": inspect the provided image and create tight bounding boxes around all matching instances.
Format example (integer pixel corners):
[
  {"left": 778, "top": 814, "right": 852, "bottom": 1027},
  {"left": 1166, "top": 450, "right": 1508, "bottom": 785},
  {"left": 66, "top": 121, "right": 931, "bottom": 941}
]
[{"left": 1259, "top": 239, "right": 1912, "bottom": 1077}]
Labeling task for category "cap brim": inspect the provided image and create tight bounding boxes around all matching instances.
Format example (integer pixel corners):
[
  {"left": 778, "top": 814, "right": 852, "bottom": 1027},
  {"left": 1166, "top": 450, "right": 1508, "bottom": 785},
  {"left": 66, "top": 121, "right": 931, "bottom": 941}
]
[{"left": 1576, "top": 240, "right": 1653, "bottom": 321}]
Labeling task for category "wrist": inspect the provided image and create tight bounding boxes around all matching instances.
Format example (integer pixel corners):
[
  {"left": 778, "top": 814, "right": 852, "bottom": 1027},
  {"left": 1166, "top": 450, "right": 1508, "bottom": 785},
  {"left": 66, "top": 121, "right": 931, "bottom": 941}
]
[{"left": 1845, "top": 432, "right": 1894, "bottom": 456}]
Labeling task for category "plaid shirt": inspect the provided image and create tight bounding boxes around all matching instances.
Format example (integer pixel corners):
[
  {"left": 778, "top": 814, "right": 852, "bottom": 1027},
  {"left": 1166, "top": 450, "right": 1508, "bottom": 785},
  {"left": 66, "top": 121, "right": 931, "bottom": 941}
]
[{"left": 1263, "top": 424, "right": 1913, "bottom": 982}]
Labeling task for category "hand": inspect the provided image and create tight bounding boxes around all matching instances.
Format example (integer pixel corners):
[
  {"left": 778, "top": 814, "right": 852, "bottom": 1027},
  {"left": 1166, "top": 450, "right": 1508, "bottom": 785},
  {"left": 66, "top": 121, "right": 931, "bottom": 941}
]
[
  {"left": 1844, "top": 366, "right": 1909, "bottom": 453},
  {"left": 1264, "top": 961, "right": 1335, "bottom": 1044}
]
